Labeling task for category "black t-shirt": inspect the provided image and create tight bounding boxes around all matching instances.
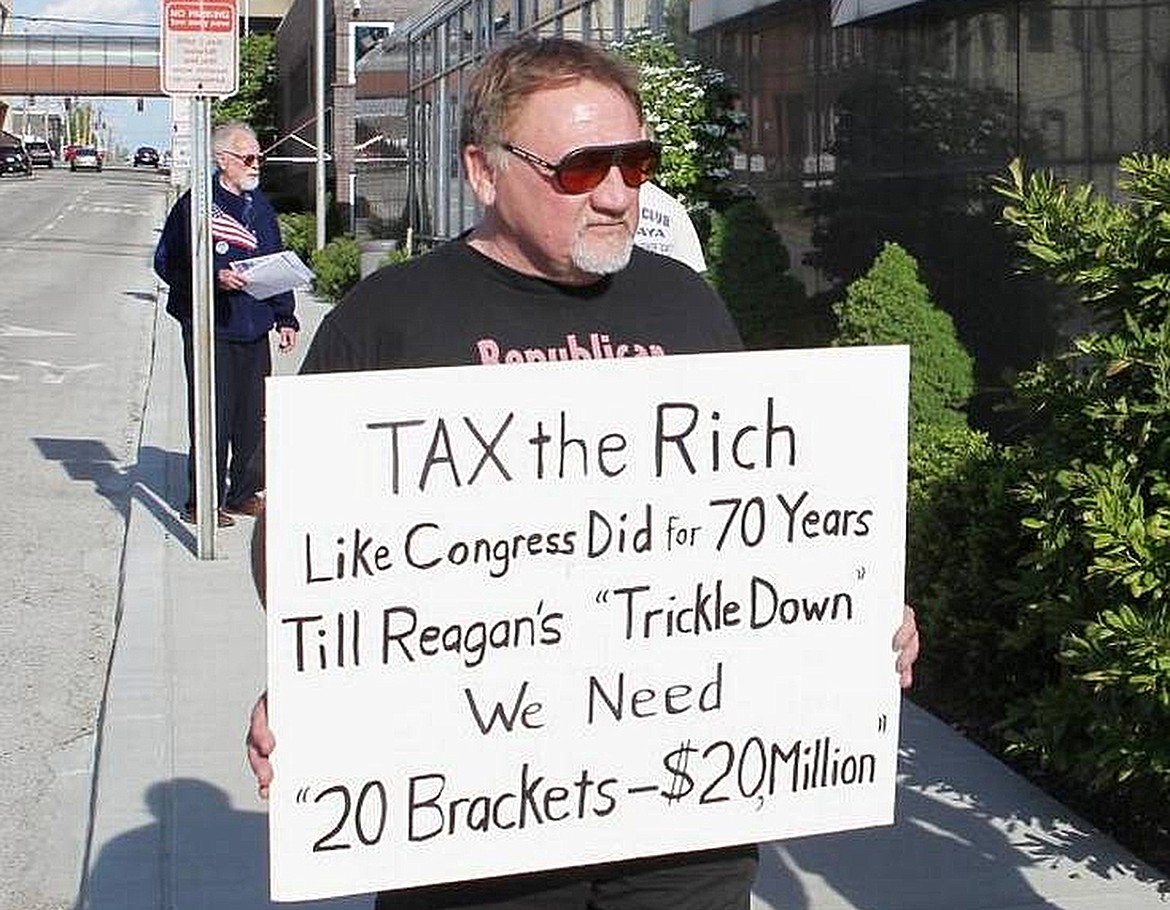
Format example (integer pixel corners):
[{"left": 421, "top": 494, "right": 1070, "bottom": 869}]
[
  {"left": 298, "top": 241, "right": 757, "bottom": 901},
  {"left": 301, "top": 240, "right": 742, "bottom": 374}
]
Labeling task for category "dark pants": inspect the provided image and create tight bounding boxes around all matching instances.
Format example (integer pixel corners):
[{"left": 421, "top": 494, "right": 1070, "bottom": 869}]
[
  {"left": 181, "top": 323, "right": 270, "bottom": 508},
  {"left": 374, "top": 846, "right": 758, "bottom": 910}
]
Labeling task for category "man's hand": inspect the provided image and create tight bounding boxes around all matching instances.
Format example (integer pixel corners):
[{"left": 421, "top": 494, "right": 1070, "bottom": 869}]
[
  {"left": 277, "top": 326, "right": 298, "bottom": 353},
  {"left": 217, "top": 267, "right": 249, "bottom": 291},
  {"left": 246, "top": 691, "right": 275, "bottom": 799},
  {"left": 893, "top": 605, "right": 920, "bottom": 689}
]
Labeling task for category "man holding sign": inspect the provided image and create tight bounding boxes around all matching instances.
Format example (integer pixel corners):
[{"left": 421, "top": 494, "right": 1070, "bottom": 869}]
[{"left": 247, "top": 37, "right": 919, "bottom": 909}]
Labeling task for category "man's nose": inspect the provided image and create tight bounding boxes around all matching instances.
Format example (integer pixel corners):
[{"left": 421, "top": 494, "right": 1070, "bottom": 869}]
[{"left": 590, "top": 164, "right": 636, "bottom": 212}]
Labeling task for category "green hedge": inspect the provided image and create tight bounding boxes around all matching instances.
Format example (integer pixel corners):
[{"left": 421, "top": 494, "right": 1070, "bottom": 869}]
[
  {"left": 706, "top": 199, "right": 807, "bottom": 348},
  {"left": 834, "top": 242, "right": 974, "bottom": 435},
  {"left": 309, "top": 235, "right": 361, "bottom": 304},
  {"left": 278, "top": 212, "right": 316, "bottom": 264},
  {"left": 993, "top": 155, "right": 1170, "bottom": 815},
  {"left": 906, "top": 424, "right": 1035, "bottom": 736}
]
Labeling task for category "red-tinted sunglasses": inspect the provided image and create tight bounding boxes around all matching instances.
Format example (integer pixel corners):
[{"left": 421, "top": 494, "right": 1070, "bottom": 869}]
[
  {"left": 222, "top": 149, "right": 264, "bottom": 167},
  {"left": 502, "top": 140, "right": 661, "bottom": 194}
]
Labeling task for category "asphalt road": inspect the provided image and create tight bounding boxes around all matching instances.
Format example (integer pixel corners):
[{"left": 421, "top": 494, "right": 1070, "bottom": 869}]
[{"left": 0, "top": 164, "right": 172, "bottom": 910}]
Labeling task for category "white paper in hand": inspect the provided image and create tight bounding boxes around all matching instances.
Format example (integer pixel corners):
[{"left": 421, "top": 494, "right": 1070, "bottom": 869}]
[{"left": 230, "top": 250, "right": 315, "bottom": 299}]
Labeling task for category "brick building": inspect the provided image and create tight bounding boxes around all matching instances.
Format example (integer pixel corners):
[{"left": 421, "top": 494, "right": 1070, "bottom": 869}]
[
  {"left": 688, "top": 0, "right": 1169, "bottom": 428},
  {"left": 273, "top": 0, "right": 431, "bottom": 231}
]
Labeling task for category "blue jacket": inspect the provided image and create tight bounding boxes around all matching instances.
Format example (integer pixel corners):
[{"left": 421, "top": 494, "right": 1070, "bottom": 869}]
[{"left": 153, "top": 176, "right": 298, "bottom": 342}]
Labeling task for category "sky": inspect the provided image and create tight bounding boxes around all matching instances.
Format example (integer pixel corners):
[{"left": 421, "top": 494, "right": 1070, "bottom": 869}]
[{"left": 10, "top": 0, "right": 174, "bottom": 153}]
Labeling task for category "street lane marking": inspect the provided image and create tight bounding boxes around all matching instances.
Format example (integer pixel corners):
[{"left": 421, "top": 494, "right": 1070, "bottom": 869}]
[
  {"left": 0, "top": 240, "right": 155, "bottom": 258},
  {"left": 0, "top": 324, "right": 74, "bottom": 338},
  {"left": 9, "top": 359, "right": 103, "bottom": 384},
  {"left": 79, "top": 205, "right": 152, "bottom": 216}
]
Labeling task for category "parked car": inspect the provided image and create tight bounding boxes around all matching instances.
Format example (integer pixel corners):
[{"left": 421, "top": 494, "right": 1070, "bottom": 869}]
[
  {"left": 24, "top": 139, "right": 54, "bottom": 168},
  {"left": 63, "top": 143, "right": 78, "bottom": 163},
  {"left": 0, "top": 131, "right": 32, "bottom": 177},
  {"left": 133, "top": 145, "right": 159, "bottom": 168},
  {"left": 70, "top": 146, "right": 102, "bottom": 172}
]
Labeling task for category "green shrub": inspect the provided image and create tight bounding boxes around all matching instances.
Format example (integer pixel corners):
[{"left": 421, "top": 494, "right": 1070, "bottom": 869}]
[
  {"left": 212, "top": 34, "right": 279, "bottom": 142},
  {"left": 310, "top": 235, "right": 361, "bottom": 303},
  {"left": 279, "top": 212, "right": 316, "bottom": 264},
  {"left": 706, "top": 199, "right": 807, "bottom": 348},
  {"left": 994, "top": 154, "right": 1170, "bottom": 810},
  {"left": 835, "top": 242, "right": 1026, "bottom": 739},
  {"left": 1012, "top": 605, "right": 1170, "bottom": 795},
  {"left": 380, "top": 245, "right": 414, "bottom": 269},
  {"left": 906, "top": 424, "right": 1034, "bottom": 736},
  {"left": 834, "top": 242, "right": 975, "bottom": 435},
  {"left": 609, "top": 31, "right": 745, "bottom": 201}
]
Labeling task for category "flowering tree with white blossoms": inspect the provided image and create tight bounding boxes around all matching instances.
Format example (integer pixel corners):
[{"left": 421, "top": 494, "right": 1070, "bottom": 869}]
[{"left": 610, "top": 31, "right": 746, "bottom": 204}]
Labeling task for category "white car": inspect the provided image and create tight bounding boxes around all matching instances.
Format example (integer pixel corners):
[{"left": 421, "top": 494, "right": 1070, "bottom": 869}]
[{"left": 70, "top": 146, "right": 102, "bottom": 172}]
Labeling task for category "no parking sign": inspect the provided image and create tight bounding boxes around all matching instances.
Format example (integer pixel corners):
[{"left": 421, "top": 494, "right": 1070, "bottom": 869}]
[{"left": 160, "top": 0, "right": 238, "bottom": 98}]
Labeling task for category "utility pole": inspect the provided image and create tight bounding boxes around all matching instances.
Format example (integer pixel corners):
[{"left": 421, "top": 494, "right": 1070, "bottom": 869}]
[{"left": 315, "top": 0, "right": 327, "bottom": 251}]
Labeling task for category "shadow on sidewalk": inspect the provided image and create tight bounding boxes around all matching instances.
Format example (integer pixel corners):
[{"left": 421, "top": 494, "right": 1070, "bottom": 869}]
[
  {"left": 754, "top": 712, "right": 1165, "bottom": 910},
  {"left": 79, "top": 778, "right": 372, "bottom": 910},
  {"left": 756, "top": 781, "right": 1065, "bottom": 910},
  {"left": 33, "top": 438, "right": 196, "bottom": 553}
]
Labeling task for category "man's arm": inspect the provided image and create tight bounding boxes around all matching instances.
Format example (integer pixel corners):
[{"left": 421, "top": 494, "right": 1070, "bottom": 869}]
[{"left": 153, "top": 194, "right": 190, "bottom": 288}]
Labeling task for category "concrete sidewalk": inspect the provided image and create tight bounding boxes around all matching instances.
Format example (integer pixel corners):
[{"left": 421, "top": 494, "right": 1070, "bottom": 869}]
[{"left": 80, "top": 291, "right": 1169, "bottom": 910}]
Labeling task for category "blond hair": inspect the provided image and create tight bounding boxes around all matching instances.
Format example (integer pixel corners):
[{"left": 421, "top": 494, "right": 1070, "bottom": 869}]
[{"left": 460, "top": 37, "right": 643, "bottom": 152}]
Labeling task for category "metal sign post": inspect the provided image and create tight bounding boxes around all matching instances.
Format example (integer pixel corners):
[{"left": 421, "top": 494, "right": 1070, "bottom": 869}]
[
  {"left": 188, "top": 96, "right": 217, "bottom": 558},
  {"left": 160, "top": 0, "right": 239, "bottom": 559},
  {"left": 315, "top": 0, "right": 327, "bottom": 251}
]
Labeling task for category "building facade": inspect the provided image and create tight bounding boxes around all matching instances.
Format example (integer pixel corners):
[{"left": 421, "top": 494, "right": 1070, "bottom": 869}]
[
  {"left": 696, "top": 0, "right": 1168, "bottom": 195},
  {"left": 0, "top": 0, "right": 11, "bottom": 129},
  {"left": 270, "top": 0, "right": 1167, "bottom": 417},
  {"left": 273, "top": 0, "right": 431, "bottom": 229},
  {"left": 403, "top": 0, "right": 667, "bottom": 240},
  {"left": 247, "top": 0, "right": 297, "bottom": 23},
  {"left": 690, "top": 0, "right": 1169, "bottom": 426},
  {"left": 271, "top": 0, "right": 669, "bottom": 237}
]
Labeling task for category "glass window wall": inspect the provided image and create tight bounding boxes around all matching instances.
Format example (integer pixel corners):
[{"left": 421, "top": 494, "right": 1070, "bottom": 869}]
[{"left": 695, "top": 0, "right": 1169, "bottom": 431}]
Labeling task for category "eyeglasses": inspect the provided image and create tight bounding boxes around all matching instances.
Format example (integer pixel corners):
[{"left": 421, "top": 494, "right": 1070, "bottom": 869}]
[
  {"left": 501, "top": 140, "right": 661, "bottom": 194},
  {"left": 220, "top": 149, "right": 264, "bottom": 168}
]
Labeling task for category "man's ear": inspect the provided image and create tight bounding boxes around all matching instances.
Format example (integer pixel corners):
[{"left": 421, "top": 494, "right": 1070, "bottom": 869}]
[{"left": 463, "top": 144, "right": 497, "bottom": 208}]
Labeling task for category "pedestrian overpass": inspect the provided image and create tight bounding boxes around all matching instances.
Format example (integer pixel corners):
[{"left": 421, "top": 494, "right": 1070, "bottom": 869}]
[{"left": 0, "top": 35, "right": 161, "bottom": 96}]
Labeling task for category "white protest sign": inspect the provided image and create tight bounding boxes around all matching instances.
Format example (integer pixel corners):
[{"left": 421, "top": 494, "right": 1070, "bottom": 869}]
[{"left": 265, "top": 346, "right": 909, "bottom": 901}]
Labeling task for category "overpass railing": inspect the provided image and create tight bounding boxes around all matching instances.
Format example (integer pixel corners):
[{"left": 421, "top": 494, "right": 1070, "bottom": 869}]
[
  {"left": 0, "top": 35, "right": 160, "bottom": 95},
  {"left": 0, "top": 34, "right": 160, "bottom": 66}
]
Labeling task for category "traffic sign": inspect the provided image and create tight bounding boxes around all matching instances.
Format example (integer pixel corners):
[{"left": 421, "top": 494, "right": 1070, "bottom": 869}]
[
  {"left": 160, "top": 0, "right": 239, "bottom": 98},
  {"left": 169, "top": 97, "right": 192, "bottom": 172}
]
